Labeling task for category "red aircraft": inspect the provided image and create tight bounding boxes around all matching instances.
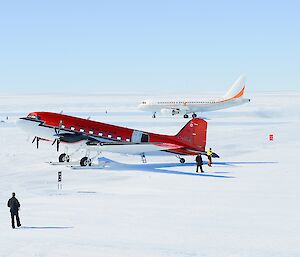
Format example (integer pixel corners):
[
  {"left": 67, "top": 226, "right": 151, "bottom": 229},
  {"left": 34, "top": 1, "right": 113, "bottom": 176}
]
[{"left": 17, "top": 112, "right": 215, "bottom": 166}]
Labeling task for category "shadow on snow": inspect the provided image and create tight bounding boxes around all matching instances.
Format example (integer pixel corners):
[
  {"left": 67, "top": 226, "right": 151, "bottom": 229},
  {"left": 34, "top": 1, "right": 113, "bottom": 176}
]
[
  {"left": 107, "top": 161, "right": 234, "bottom": 178},
  {"left": 18, "top": 226, "right": 73, "bottom": 230},
  {"left": 97, "top": 158, "right": 277, "bottom": 179}
]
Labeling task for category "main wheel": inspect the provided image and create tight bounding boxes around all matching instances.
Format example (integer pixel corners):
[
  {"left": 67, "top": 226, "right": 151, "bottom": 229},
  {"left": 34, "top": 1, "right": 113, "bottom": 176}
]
[
  {"left": 183, "top": 114, "right": 189, "bottom": 118},
  {"left": 80, "top": 157, "right": 92, "bottom": 166},
  {"left": 59, "top": 153, "right": 70, "bottom": 163},
  {"left": 180, "top": 158, "right": 185, "bottom": 163},
  {"left": 192, "top": 113, "right": 197, "bottom": 118},
  {"left": 172, "top": 110, "right": 176, "bottom": 116}
]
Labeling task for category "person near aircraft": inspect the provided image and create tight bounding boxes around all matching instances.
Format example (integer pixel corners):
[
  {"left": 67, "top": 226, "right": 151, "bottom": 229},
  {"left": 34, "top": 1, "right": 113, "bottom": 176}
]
[
  {"left": 7, "top": 192, "right": 21, "bottom": 229},
  {"left": 207, "top": 148, "right": 213, "bottom": 167},
  {"left": 195, "top": 154, "right": 204, "bottom": 173}
]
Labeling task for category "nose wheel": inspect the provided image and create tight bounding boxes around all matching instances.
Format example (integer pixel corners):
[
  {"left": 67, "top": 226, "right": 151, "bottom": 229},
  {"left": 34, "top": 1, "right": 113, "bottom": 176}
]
[
  {"left": 180, "top": 158, "right": 186, "bottom": 163},
  {"left": 59, "top": 153, "right": 70, "bottom": 163},
  {"left": 80, "top": 156, "right": 92, "bottom": 166},
  {"left": 183, "top": 114, "right": 189, "bottom": 118},
  {"left": 176, "top": 154, "right": 186, "bottom": 163}
]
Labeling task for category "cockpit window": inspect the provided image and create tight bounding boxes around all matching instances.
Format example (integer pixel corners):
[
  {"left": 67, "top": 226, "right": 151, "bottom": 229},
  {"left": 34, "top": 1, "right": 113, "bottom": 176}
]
[{"left": 27, "top": 114, "right": 41, "bottom": 120}]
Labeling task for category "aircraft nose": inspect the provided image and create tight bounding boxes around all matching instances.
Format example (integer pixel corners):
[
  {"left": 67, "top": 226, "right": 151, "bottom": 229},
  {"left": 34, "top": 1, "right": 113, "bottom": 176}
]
[
  {"left": 138, "top": 104, "right": 145, "bottom": 110},
  {"left": 16, "top": 118, "right": 36, "bottom": 133},
  {"left": 16, "top": 118, "right": 26, "bottom": 128},
  {"left": 16, "top": 118, "right": 27, "bottom": 130}
]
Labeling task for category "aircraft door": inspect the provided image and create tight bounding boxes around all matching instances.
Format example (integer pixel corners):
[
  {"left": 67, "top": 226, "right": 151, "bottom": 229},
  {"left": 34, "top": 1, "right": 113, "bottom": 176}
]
[{"left": 131, "top": 130, "right": 149, "bottom": 143}]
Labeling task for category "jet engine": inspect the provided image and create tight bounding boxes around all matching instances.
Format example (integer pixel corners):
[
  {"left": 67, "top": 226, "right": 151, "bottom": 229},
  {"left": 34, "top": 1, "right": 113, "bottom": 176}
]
[{"left": 161, "top": 109, "right": 180, "bottom": 116}]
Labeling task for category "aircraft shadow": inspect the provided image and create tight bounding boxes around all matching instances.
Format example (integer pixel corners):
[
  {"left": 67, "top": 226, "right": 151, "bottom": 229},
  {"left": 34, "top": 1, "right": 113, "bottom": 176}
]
[
  {"left": 212, "top": 161, "right": 278, "bottom": 166},
  {"left": 97, "top": 158, "right": 277, "bottom": 178},
  {"left": 108, "top": 162, "right": 235, "bottom": 178},
  {"left": 18, "top": 226, "right": 73, "bottom": 230}
]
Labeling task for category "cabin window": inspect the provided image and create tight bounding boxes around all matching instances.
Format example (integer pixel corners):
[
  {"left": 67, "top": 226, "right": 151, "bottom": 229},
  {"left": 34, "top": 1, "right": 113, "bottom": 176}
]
[
  {"left": 70, "top": 126, "right": 75, "bottom": 130},
  {"left": 80, "top": 128, "right": 84, "bottom": 132},
  {"left": 61, "top": 125, "right": 65, "bottom": 128},
  {"left": 108, "top": 134, "right": 112, "bottom": 138},
  {"left": 98, "top": 132, "right": 103, "bottom": 136},
  {"left": 117, "top": 136, "right": 122, "bottom": 140},
  {"left": 89, "top": 130, "right": 93, "bottom": 134},
  {"left": 126, "top": 138, "right": 130, "bottom": 142}
]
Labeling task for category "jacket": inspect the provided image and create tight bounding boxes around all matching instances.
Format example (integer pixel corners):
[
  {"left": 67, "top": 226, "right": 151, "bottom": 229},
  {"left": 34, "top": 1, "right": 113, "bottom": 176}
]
[
  {"left": 195, "top": 155, "right": 203, "bottom": 165},
  {"left": 7, "top": 197, "right": 20, "bottom": 214},
  {"left": 207, "top": 149, "right": 213, "bottom": 156}
]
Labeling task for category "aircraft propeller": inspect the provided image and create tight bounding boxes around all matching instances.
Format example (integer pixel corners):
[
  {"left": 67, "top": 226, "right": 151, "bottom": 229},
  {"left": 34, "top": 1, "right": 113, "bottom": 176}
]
[
  {"left": 32, "top": 136, "right": 40, "bottom": 149},
  {"left": 52, "top": 138, "right": 60, "bottom": 152},
  {"left": 52, "top": 120, "right": 63, "bottom": 152},
  {"left": 54, "top": 120, "right": 63, "bottom": 134}
]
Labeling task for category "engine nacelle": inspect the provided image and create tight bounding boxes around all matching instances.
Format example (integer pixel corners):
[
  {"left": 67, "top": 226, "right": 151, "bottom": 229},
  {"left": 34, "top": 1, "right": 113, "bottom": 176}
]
[{"left": 161, "top": 109, "right": 180, "bottom": 116}]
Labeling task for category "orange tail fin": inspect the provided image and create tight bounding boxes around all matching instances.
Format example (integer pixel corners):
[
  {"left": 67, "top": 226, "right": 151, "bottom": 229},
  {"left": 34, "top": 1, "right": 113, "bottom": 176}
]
[{"left": 175, "top": 118, "right": 207, "bottom": 151}]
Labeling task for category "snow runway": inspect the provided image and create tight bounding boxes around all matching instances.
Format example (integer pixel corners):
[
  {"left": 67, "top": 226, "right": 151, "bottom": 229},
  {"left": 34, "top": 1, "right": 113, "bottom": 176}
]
[{"left": 0, "top": 92, "right": 299, "bottom": 257}]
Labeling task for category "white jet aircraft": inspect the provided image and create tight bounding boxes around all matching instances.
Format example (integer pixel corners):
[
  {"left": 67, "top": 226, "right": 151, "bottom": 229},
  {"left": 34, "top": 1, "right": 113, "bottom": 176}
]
[{"left": 138, "top": 76, "right": 250, "bottom": 118}]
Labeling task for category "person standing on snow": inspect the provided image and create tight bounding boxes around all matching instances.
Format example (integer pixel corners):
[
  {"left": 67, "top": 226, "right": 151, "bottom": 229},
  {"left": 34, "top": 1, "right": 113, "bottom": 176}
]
[
  {"left": 7, "top": 192, "right": 21, "bottom": 229},
  {"left": 195, "top": 154, "right": 204, "bottom": 173},
  {"left": 207, "top": 148, "right": 213, "bottom": 167}
]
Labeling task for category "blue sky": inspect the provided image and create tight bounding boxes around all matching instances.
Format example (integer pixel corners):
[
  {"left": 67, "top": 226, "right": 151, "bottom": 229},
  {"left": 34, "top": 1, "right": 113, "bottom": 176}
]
[{"left": 0, "top": 0, "right": 299, "bottom": 93}]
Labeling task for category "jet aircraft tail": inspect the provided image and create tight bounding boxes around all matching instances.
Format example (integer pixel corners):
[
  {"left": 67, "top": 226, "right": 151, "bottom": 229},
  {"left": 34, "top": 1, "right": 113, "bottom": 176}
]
[
  {"left": 223, "top": 75, "right": 247, "bottom": 100},
  {"left": 175, "top": 118, "right": 207, "bottom": 151}
]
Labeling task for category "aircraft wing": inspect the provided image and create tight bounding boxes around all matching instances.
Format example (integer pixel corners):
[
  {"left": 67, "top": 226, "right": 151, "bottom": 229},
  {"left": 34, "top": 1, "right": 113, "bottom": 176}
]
[
  {"left": 86, "top": 142, "right": 182, "bottom": 155},
  {"left": 85, "top": 141, "right": 220, "bottom": 157}
]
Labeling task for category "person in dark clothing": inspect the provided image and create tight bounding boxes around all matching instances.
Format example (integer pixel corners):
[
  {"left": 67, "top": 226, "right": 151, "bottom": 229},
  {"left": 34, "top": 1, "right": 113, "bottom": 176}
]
[
  {"left": 195, "top": 154, "right": 204, "bottom": 173},
  {"left": 7, "top": 192, "right": 21, "bottom": 229}
]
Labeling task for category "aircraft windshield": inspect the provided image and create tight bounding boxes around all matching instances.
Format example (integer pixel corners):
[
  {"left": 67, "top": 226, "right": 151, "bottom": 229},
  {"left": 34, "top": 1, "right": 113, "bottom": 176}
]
[{"left": 27, "top": 113, "right": 41, "bottom": 120}]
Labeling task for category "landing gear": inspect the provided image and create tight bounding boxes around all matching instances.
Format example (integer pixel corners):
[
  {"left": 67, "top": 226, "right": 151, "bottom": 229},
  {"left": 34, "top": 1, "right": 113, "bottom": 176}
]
[
  {"left": 172, "top": 110, "right": 176, "bottom": 116},
  {"left": 183, "top": 114, "right": 189, "bottom": 119},
  {"left": 192, "top": 113, "right": 197, "bottom": 118},
  {"left": 176, "top": 155, "right": 186, "bottom": 163},
  {"left": 59, "top": 153, "right": 70, "bottom": 163},
  {"left": 80, "top": 156, "right": 92, "bottom": 166},
  {"left": 152, "top": 112, "right": 156, "bottom": 118}
]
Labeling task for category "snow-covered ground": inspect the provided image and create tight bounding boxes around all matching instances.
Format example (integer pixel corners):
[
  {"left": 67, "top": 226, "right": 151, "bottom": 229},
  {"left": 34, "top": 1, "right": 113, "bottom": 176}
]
[{"left": 0, "top": 92, "right": 299, "bottom": 257}]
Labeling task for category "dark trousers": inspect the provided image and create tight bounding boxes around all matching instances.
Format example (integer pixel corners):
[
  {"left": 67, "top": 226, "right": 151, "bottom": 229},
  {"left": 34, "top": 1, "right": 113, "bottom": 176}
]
[
  {"left": 208, "top": 156, "right": 212, "bottom": 166},
  {"left": 196, "top": 164, "right": 203, "bottom": 173},
  {"left": 11, "top": 212, "right": 21, "bottom": 228}
]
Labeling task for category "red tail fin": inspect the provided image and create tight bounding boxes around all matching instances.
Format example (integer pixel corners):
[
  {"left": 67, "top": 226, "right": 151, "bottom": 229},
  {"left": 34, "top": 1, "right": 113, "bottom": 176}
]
[{"left": 175, "top": 118, "right": 207, "bottom": 151}]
